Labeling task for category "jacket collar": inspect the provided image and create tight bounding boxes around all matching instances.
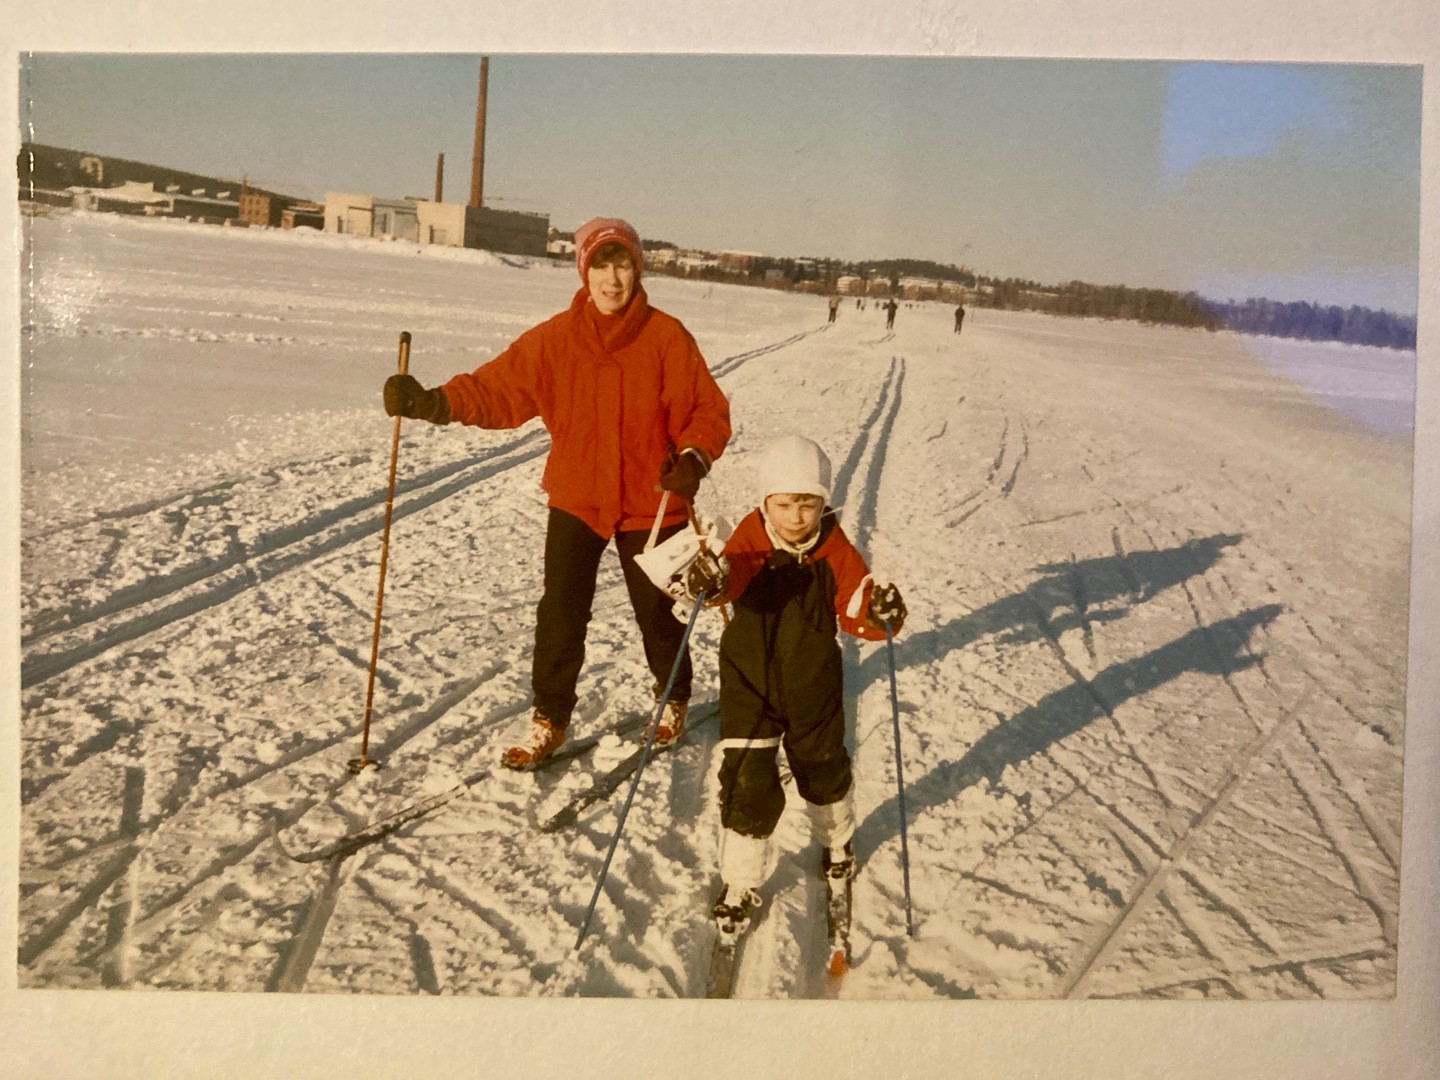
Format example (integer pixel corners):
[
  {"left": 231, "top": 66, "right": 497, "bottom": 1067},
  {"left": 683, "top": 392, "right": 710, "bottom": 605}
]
[
  {"left": 571, "top": 284, "right": 652, "bottom": 353},
  {"left": 761, "top": 507, "right": 836, "bottom": 559}
]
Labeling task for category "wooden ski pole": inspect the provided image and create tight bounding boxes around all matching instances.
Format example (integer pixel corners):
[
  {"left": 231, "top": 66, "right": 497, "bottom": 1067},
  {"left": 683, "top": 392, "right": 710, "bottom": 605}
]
[{"left": 349, "top": 330, "right": 411, "bottom": 774}]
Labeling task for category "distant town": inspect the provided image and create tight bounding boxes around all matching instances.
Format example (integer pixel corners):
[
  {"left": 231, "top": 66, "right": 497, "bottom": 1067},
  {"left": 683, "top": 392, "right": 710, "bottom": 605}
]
[{"left": 17, "top": 142, "right": 1417, "bottom": 351}]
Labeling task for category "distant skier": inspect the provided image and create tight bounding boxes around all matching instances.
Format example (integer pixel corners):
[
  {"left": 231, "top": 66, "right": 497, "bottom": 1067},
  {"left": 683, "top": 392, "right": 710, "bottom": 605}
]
[
  {"left": 383, "top": 217, "right": 732, "bottom": 768},
  {"left": 953, "top": 303, "right": 965, "bottom": 334},
  {"left": 884, "top": 298, "right": 898, "bottom": 330},
  {"left": 827, "top": 295, "right": 840, "bottom": 323},
  {"left": 683, "top": 435, "right": 906, "bottom": 936}
]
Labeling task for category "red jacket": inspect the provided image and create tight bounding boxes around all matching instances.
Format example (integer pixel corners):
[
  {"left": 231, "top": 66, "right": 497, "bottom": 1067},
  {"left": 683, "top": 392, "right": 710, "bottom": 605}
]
[{"left": 440, "top": 285, "right": 731, "bottom": 538}]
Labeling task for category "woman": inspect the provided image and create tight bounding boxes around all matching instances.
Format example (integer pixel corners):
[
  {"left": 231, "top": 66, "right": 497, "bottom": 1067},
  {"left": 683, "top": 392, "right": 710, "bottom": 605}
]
[{"left": 384, "top": 217, "right": 731, "bottom": 768}]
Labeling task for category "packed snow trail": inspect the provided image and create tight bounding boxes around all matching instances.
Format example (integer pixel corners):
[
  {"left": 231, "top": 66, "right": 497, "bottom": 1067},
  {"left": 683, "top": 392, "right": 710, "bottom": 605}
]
[{"left": 19, "top": 211, "right": 1409, "bottom": 998}]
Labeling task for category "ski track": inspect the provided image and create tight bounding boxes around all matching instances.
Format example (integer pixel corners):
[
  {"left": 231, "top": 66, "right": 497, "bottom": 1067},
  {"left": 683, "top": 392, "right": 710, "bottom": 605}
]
[{"left": 19, "top": 216, "right": 1408, "bottom": 999}]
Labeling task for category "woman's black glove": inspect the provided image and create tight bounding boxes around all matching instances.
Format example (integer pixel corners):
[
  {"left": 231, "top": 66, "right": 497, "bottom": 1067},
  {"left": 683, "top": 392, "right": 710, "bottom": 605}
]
[
  {"left": 384, "top": 374, "right": 451, "bottom": 424},
  {"left": 866, "top": 583, "right": 907, "bottom": 632},
  {"left": 658, "top": 449, "right": 708, "bottom": 502}
]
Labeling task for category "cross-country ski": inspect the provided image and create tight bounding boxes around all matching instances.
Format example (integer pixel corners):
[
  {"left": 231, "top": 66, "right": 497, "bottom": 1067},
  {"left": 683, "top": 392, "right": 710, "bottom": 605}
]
[
  {"left": 538, "top": 705, "right": 717, "bottom": 833},
  {"left": 705, "top": 886, "right": 762, "bottom": 998},
  {"left": 277, "top": 713, "right": 651, "bottom": 862},
  {"left": 823, "top": 848, "right": 855, "bottom": 980}
]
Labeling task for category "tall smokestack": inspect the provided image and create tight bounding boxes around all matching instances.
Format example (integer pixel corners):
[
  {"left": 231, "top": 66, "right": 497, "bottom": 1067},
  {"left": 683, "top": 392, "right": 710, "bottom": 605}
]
[
  {"left": 469, "top": 57, "right": 489, "bottom": 208},
  {"left": 435, "top": 152, "right": 444, "bottom": 203}
]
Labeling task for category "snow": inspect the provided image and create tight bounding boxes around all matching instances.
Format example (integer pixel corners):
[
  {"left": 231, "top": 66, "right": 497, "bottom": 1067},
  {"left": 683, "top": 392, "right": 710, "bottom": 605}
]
[{"left": 17, "top": 208, "right": 1412, "bottom": 1000}]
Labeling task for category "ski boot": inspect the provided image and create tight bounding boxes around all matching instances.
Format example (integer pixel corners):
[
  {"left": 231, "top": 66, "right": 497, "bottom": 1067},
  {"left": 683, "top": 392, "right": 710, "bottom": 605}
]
[
  {"left": 649, "top": 699, "right": 688, "bottom": 748},
  {"left": 821, "top": 840, "right": 855, "bottom": 881},
  {"left": 501, "top": 712, "right": 566, "bottom": 770},
  {"left": 711, "top": 884, "right": 762, "bottom": 940}
]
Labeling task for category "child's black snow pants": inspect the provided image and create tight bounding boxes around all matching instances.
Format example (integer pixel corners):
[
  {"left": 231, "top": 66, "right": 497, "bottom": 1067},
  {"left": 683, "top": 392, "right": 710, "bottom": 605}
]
[
  {"left": 716, "top": 557, "right": 854, "bottom": 839},
  {"left": 716, "top": 689, "right": 853, "bottom": 841},
  {"left": 531, "top": 508, "right": 693, "bottom": 728}
]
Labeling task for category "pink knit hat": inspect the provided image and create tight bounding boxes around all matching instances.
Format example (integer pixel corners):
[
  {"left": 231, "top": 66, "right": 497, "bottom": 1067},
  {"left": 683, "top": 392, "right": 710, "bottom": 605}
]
[{"left": 575, "top": 217, "right": 643, "bottom": 282}]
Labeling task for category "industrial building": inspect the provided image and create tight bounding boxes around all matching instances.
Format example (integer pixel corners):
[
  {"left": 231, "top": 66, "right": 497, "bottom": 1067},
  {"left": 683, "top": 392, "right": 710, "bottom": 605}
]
[
  {"left": 64, "top": 179, "right": 238, "bottom": 224},
  {"left": 323, "top": 192, "right": 549, "bottom": 257}
]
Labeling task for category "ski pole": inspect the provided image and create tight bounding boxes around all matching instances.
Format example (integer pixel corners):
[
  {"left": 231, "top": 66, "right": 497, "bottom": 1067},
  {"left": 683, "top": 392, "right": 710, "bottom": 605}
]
[
  {"left": 885, "top": 623, "right": 915, "bottom": 936},
  {"left": 350, "top": 330, "right": 410, "bottom": 775},
  {"left": 576, "top": 592, "right": 708, "bottom": 949}
]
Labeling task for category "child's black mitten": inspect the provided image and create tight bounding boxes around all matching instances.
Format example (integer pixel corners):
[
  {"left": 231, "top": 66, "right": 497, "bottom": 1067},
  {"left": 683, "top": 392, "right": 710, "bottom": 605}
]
[{"left": 867, "top": 583, "right": 907, "bottom": 632}]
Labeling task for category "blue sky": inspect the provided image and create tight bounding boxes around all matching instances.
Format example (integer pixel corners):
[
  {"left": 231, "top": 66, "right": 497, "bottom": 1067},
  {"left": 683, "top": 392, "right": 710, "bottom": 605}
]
[{"left": 19, "top": 54, "right": 1423, "bottom": 313}]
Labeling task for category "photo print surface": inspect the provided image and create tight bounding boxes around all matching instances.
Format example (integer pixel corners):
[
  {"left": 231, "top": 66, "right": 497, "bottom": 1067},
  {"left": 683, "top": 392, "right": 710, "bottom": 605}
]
[{"left": 16, "top": 53, "right": 1419, "bottom": 998}]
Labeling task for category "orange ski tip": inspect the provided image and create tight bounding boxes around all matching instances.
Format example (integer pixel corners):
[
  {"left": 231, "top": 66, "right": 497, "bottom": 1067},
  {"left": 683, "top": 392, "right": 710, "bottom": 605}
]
[{"left": 826, "top": 950, "right": 849, "bottom": 978}]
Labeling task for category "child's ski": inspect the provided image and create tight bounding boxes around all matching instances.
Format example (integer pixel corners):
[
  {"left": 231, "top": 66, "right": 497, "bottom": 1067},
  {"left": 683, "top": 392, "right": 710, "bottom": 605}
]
[
  {"left": 276, "top": 715, "right": 647, "bottom": 863},
  {"left": 824, "top": 866, "right": 853, "bottom": 980},
  {"left": 704, "top": 885, "right": 762, "bottom": 998},
  {"left": 705, "top": 931, "right": 743, "bottom": 998}
]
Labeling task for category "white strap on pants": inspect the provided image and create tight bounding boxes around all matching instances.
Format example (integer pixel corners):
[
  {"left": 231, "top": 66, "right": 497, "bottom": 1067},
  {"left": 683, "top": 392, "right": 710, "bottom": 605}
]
[
  {"left": 719, "top": 829, "right": 769, "bottom": 893},
  {"left": 805, "top": 792, "right": 856, "bottom": 851}
]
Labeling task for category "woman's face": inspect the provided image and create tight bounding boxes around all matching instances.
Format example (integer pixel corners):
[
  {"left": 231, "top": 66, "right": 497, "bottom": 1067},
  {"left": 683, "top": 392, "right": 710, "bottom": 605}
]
[{"left": 587, "top": 249, "right": 637, "bottom": 315}]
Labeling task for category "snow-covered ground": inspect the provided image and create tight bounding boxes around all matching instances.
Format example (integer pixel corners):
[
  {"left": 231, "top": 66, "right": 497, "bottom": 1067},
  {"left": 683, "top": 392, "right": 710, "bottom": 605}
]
[{"left": 17, "top": 209, "right": 1414, "bottom": 999}]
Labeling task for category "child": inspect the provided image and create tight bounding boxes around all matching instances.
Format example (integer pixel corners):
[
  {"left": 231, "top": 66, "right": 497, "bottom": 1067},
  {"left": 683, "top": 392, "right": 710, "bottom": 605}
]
[{"left": 685, "top": 435, "right": 906, "bottom": 934}]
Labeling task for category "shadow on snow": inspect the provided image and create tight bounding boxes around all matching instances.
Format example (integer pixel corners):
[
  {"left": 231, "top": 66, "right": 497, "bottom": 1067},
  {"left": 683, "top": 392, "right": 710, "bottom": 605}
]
[{"left": 853, "top": 601, "right": 1284, "bottom": 865}]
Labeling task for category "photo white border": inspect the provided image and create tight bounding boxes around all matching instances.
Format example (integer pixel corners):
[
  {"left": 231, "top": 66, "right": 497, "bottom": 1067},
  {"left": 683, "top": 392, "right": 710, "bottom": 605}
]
[{"left": 4, "top": 2, "right": 1436, "bottom": 1077}]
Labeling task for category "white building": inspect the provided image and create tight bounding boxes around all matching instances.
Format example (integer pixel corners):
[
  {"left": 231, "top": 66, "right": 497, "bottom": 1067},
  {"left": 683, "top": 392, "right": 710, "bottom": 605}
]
[
  {"left": 324, "top": 192, "right": 548, "bottom": 255},
  {"left": 67, "top": 181, "right": 238, "bottom": 223}
]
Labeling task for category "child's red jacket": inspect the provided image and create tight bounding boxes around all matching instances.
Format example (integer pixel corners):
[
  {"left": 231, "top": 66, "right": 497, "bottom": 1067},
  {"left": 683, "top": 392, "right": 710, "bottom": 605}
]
[{"left": 715, "top": 508, "right": 885, "bottom": 734}]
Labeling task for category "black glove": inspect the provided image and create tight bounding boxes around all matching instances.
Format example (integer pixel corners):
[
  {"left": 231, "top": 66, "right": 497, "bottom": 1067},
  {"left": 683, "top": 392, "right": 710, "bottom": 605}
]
[
  {"left": 658, "top": 449, "right": 708, "bottom": 502},
  {"left": 685, "top": 550, "right": 727, "bottom": 602},
  {"left": 384, "top": 374, "right": 451, "bottom": 424},
  {"left": 867, "top": 583, "right": 906, "bottom": 632}
]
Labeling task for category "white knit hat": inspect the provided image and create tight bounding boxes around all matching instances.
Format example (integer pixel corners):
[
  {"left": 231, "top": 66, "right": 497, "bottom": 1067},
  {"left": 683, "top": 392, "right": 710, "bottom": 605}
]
[{"left": 757, "top": 435, "right": 832, "bottom": 503}]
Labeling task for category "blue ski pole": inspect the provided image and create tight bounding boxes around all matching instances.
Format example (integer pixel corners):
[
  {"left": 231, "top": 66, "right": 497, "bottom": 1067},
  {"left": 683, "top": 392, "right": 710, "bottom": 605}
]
[
  {"left": 885, "top": 623, "right": 915, "bottom": 936},
  {"left": 575, "top": 593, "right": 708, "bottom": 950}
]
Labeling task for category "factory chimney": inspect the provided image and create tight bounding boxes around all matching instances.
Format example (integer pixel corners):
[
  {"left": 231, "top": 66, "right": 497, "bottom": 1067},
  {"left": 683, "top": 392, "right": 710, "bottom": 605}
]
[
  {"left": 435, "top": 152, "right": 444, "bottom": 203},
  {"left": 469, "top": 57, "right": 489, "bottom": 208}
]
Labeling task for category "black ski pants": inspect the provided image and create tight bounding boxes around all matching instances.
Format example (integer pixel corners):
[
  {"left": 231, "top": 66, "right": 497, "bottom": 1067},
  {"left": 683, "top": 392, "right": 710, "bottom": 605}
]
[
  {"left": 716, "top": 671, "right": 852, "bottom": 840},
  {"left": 532, "top": 507, "right": 692, "bottom": 728}
]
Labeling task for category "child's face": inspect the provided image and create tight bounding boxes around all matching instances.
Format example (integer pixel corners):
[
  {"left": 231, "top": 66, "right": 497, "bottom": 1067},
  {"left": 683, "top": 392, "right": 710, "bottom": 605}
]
[{"left": 764, "top": 493, "right": 824, "bottom": 545}]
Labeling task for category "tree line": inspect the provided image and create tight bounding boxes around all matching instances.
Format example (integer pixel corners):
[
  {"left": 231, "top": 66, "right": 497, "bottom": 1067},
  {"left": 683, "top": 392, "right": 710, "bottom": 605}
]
[
  {"left": 1194, "top": 296, "right": 1416, "bottom": 350},
  {"left": 548, "top": 228, "right": 1416, "bottom": 351},
  {"left": 970, "top": 278, "right": 1415, "bottom": 350}
]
